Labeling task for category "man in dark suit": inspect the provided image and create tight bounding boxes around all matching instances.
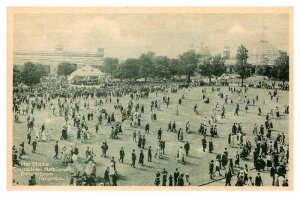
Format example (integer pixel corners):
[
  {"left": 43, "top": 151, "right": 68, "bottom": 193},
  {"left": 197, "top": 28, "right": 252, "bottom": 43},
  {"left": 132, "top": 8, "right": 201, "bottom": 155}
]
[
  {"left": 270, "top": 165, "right": 277, "bottom": 186},
  {"left": 148, "top": 146, "right": 152, "bottom": 162},
  {"left": 173, "top": 168, "right": 180, "bottom": 186},
  {"left": 138, "top": 150, "right": 144, "bottom": 166},
  {"left": 142, "top": 135, "right": 146, "bottom": 149},
  {"left": 184, "top": 141, "right": 190, "bottom": 156},
  {"left": 209, "top": 160, "right": 214, "bottom": 179},
  {"left": 119, "top": 147, "right": 125, "bottom": 163},
  {"left": 158, "top": 128, "right": 162, "bottom": 140},
  {"left": 54, "top": 141, "right": 59, "bottom": 159},
  {"left": 131, "top": 149, "right": 136, "bottom": 168},
  {"left": 32, "top": 139, "right": 37, "bottom": 153},
  {"left": 225, "top": 168, "right": 232, "bottom": 186},
  {"left": 202, "top": 136, "right": 207, "bottom": 152},
  {"left": 255, "top": 173, "right": 263, "bottom": 186},
  {"left": 145, "top": 123, "right": 150, "bottom": 133}
]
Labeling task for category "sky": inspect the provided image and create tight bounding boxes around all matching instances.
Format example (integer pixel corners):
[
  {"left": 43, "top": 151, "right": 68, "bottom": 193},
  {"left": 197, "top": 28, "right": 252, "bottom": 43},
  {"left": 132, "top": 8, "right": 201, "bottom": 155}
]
[{"left": 13, "top": 13, "right": 290, "bottom": 59}]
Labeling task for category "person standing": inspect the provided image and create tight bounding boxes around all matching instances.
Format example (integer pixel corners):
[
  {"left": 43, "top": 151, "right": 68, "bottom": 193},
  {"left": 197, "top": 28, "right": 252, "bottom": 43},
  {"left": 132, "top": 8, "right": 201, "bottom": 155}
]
[
  {"left": 32, "top": 139, "right": 37, "bottom": 153},
  {"left": 148, "top": 146, "right": 152, "bottom": 162},
  {"left": 27, "top": 131, "right": 32, "bottom": 145},
  {"left": 177, "top": 174, "right": 184, "bottom": 186},
  {"left": 168, "top": 174, "right": 173, "bottom": 186},
  {"left": 154, "top": 171, "right": 160, "bottom": 186},
  {"left": 184, "top": 141, "right": 190, "bottom": 156},
  {"left": 119, "top": 147, "right": 125, "bottom": 163},
  {"left": 202, "top": 136, "right": 207, "bottom": 152},
  {"left": 162, "top": 169, "right": 168, "bottom": 186},
  {"left": 138, "top": 150, "right": 144, "bottom": 166},
  {"left": 131, "top": 149, "right": 136, "bottom": 168},
  {"left": 209, "top": 138, "right": 214, "bottom": 153},
  {"left": 54, "top": 141, "right": 59, "bottom": 159},
  {"left": 158, "top": 128, "right": 162, "bottom": 140},
  {"left": 270, "top": 165, "right": 277, "bottom": 186},
  {"left": 145, "top": 123, "right": 150, "bottom": 133},
  {"left": 95, "top": 124, "right": 99, "bottom": 134},
  {"left": 174, "top": 168, "right": 180, "bottom": 186},
  {"left": 225, "top": 168, "right": 232, "bottom": 186},
  {"left": 104, "top": 167, "right": 110, "bottom": 186},
  {"left": 142, "top": 135, "right": 146, "bottom": 149},
  {"left": 255, "top": 173, "right": 263, "bottom": 186},
  {"left": 209, "top": 160, "right": 214, "bottom": 179}
]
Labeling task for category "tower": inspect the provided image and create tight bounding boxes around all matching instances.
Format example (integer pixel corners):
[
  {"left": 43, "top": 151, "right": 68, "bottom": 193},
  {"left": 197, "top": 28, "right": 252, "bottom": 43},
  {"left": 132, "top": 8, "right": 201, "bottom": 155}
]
[{"left": 222, "top": 46, "right": 230, "bottom": 60}]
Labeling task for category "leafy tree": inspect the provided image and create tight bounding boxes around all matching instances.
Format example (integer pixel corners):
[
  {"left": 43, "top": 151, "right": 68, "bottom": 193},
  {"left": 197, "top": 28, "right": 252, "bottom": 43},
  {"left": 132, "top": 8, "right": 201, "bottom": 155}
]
[
  {"left": 57, "top": 62, "right": 77, "bottom": 76},
  {"left": 235, "top": 45, "right": 251, "bottom": 86},
  {"left": 155, "top": 56, "right": 171, "bottom": 79},
  {"left": 139, "top": 52, "right": 156, "bottom": 82},
  {"left": 274, "top": 51, "right": 289, "bottom": 85},
  {"left": 20, "top": 62, "right": 50, "bottom": 86},
  {"left": 102, "top": 57, "right": 119, "bottom": 77},
  {"left": 179, "top": 50, "right": 200, "bottom": 84},
  {"left": 13, "top": 65, "right": 22, "bottom": 86},
  {"left": 37, "top": 64, "right": 51, "bottom": 76},
  {"left": 119, "top": 58, "right": 140, "bottom": 82},
  {"left": 199, "top": 55, "right": 226, "bottom": 84},
  {"left": 169, "top": 58, "right": 181, "bottom": 80}
]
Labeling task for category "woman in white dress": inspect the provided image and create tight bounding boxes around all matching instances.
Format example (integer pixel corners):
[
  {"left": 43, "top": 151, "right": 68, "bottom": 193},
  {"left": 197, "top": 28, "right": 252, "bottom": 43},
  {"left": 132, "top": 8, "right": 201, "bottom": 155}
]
[
  {"left": 41, "top": 130, "right": 46, "bottom": 142},
  {"left": 61, "top": 146, "right": 67, "bottom": 165}
]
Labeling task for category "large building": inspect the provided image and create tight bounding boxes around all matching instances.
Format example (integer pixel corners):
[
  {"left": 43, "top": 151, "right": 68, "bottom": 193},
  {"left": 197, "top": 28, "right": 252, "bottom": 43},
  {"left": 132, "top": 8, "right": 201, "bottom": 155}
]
[
  {"left": 224, "top": 27, "right": 283, "bottom": 73},
  {"left": 196, "top": 42, "right": 211, "bottom": 57},
  {"left": 248, "top": 39, "right": 280, "bottom": 66},
  {"left": 13, "top": 44, "right": 104, "bottom": 73}
]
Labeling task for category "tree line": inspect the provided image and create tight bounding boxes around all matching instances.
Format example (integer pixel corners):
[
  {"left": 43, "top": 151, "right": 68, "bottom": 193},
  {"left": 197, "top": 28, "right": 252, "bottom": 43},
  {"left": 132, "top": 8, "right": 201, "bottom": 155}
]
[
  {"left": 13, "top": 45, "right": 289, "bottom": 87},
  {"left": 101, "top": 50, "right": 227, "bottom": 84}
]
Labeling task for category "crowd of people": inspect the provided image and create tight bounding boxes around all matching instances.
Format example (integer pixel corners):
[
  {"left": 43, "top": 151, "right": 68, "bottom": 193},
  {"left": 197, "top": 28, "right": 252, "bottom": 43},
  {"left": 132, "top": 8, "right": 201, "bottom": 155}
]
[{"left": 12, "top": 76, "right": 289, "bottom": 187}]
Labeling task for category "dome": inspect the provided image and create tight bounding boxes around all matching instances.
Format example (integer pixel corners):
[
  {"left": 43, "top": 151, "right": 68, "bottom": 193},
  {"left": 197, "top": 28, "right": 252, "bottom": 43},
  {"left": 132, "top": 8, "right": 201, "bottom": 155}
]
[{"left": 248, "top": 40, "right": 280, "bottom": 65}]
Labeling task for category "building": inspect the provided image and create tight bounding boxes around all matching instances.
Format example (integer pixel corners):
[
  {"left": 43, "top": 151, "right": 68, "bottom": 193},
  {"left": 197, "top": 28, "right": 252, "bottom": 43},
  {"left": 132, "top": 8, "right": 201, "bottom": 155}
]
[
  {"left": 196, "top": 42, "right": 211, "bottom": 57},
  {"left": 222, "top": 46, "right": 230, "bottom": 60},
  {"left": 224, "top": 27, "right": 282, "bottom": 73},
  {"left": 248, "top": 39, "right": 280, "bottom": 66},
  {"left": 13, "top": 44, "right": 104, "bottom": 73}
]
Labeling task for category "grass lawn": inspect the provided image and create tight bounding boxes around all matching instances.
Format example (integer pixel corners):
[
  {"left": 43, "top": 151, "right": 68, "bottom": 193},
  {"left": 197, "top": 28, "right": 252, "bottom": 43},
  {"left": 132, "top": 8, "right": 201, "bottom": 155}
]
[{"left": 12, "top": 84, "right": 289, "bottom": 186}]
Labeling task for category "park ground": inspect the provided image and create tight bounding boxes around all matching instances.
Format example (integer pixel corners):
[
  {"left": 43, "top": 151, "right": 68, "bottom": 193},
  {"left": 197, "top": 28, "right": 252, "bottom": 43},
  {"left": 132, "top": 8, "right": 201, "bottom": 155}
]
[{"left": 12, "top": 84, "right": 289, "bottom": 186}]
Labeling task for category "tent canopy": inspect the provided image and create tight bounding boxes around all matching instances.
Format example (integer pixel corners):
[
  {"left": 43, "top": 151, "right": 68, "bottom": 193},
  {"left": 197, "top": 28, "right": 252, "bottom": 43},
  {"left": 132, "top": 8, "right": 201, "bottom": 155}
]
[{"left": 68, "top": 65, "right": 106, "bottom": 81}]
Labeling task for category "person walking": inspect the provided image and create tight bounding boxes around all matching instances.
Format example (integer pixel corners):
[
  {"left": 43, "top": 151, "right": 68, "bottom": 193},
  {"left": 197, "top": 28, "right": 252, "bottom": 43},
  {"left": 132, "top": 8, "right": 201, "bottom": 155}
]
[
  {"left": 131, "top": 149, "right": 137, "bottom": 168},
  {"left": 54, "top": 141, "right": 59, "bottom": 159}
]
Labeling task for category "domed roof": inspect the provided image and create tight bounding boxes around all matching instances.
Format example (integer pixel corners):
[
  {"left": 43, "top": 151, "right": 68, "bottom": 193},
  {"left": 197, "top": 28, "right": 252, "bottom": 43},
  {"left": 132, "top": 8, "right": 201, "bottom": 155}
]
[{"left": 249, "top": 40, "right": 280, "bottom": 65}]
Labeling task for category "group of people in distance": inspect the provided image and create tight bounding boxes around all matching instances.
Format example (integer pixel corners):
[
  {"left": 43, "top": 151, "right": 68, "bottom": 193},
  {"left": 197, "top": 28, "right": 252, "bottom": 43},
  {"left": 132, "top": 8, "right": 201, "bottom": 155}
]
[{"left": 12, "top": 75, "right": 289, "bottom": 187}]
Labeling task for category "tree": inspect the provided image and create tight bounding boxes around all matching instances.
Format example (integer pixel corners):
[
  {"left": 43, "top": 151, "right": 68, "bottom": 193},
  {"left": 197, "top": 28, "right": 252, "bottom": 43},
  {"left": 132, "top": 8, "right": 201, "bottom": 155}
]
[
  {"left": 102, "top": 57, "right": 119, "bottom": 77},
  {"left": 139, "top": 52, "right": 156, "bottom": 82},
  {"left": 57, "top": 62, "right": 77, "bottom": 76},
  {"left": 199, "top": 55, "right": 226, "bottom": 84},
  {"left": 13, "top": 65, "right": 22, "bottom": 86},
  {"left": 274, "top": 51, "right": 289, "bottom": 85},
  {"left": 119, "top": 58, "right": 140, "bottom": 82},
  {"left": 235, "top": 45, "right": 251, "bottom": 86},
  {"left": 20, "top": 62, "right": 50, "bottom": 86},
  {"left": 169, "top": 58, "right": 181, "bottom": 80},
  {"left": 179, "top": 50, "right": 200, "bottom": 84},
  {"left": 155, "top": 56, "right": 171, "bottom": 79}
]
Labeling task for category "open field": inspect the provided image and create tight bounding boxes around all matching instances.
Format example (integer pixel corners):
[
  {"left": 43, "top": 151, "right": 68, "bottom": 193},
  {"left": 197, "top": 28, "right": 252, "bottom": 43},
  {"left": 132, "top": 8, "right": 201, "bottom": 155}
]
[{"left": 12, "top": 85, "right": 289, "bottom": 186}]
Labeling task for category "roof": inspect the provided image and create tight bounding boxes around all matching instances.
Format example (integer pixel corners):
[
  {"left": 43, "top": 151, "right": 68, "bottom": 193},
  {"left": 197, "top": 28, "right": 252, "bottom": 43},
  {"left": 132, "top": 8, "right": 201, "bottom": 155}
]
[{"left": 68, "top": 65, "right": 106, "bottom": 81}]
